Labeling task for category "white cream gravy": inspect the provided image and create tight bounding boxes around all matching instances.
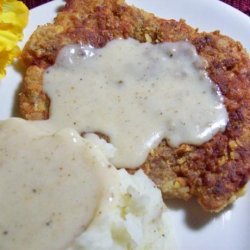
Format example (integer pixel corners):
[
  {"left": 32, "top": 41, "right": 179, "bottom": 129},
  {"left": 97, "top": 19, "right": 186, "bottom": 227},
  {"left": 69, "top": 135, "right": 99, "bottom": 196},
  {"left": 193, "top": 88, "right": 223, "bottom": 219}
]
[
  {"left": 0, "top": 118, "right": 117, "bottom": 250},
  {"left": 44, "top": 38, "right": 228, "bottom": 168}
]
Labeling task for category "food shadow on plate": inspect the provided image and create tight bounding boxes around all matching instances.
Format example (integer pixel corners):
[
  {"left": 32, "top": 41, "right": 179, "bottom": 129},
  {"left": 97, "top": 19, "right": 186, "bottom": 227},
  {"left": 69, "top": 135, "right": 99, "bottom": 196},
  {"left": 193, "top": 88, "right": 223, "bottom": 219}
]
[
  {"left": 11, "top": 60, "right": 26, "bottom": 117},
  {"left": 166, "top": 198, "right": 233, "bottom": 230},
  {"left": 56, "top": 0, "right": 66, "bottom": 12}
]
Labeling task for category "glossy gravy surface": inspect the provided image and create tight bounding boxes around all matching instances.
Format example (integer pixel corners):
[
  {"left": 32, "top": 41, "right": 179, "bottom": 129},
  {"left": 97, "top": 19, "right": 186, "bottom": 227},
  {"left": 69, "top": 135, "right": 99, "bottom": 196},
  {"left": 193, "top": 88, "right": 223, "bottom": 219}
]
[
  {"left": 44, "top": 39, "right": 228, "bottom": 168},
  {"left": 0, "top": 118, "right": 115, "bottom": 250}
]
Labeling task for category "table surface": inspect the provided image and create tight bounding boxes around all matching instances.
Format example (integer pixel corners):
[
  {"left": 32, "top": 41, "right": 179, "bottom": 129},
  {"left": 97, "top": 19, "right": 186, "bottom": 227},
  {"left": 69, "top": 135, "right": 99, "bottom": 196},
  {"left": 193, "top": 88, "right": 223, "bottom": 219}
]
[{"left": 21, "top": 0, "right": 250, "bottom": 16}]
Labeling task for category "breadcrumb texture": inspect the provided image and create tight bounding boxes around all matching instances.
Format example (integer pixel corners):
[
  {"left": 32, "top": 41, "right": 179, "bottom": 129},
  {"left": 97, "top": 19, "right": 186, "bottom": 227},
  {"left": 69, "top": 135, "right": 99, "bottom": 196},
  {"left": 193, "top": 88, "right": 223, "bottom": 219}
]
[{"left": 19, "top": 0, "right": 250, "bottom": 212}]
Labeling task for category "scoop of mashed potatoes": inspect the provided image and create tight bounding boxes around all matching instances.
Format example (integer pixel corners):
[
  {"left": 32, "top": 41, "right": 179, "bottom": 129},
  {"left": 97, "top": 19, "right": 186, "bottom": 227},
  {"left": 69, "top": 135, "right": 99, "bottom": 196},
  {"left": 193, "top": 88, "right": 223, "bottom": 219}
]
[
  {"left": 70, "top": 134, "right": 176, "bottom": 250},
  {"left": 0, "top": 119, "right": 176, "bottom": 250},
  {"left": 69, "top": 169, "right": 175, "bottom": 250}
]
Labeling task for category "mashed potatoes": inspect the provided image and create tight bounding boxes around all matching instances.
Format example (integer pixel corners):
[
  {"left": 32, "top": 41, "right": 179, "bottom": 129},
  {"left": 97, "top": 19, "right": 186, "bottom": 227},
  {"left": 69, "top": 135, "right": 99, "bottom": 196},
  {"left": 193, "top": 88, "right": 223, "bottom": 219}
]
[
  {"left": 0, "top": 119, "right": 176, "bottom": 250},
  {"left": 70, "top": 169, "right": 176, "bottom": 250},
  {"left": 69, "top": 134, "right": 176, "bottom": 250}
]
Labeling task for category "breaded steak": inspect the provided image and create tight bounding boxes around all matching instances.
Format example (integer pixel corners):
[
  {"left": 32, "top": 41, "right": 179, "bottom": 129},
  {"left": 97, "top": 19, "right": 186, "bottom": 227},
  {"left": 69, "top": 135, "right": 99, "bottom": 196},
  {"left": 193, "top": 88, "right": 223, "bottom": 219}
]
[{"left": 19, "top": 0, "right": 250, "bottom": 212}]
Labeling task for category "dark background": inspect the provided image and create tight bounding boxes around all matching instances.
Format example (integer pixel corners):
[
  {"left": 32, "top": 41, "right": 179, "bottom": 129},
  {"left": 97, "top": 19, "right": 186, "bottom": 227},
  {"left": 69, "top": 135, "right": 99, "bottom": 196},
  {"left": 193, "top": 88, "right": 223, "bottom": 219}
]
[{"left": 21, "top": 0, "right": 250, "bottom": 16}]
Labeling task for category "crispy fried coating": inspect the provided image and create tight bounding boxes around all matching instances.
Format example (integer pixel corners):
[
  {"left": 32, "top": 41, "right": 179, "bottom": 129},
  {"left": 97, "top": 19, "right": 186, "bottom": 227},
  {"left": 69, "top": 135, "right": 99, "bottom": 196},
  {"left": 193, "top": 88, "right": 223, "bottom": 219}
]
[{"left": 19, "top": 0, "right": 250, "bottom": 212}]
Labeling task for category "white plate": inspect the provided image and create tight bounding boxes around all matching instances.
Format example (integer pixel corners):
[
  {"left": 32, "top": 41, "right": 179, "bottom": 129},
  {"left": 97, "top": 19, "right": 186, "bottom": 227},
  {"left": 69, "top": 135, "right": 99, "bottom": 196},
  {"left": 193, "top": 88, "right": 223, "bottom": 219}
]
[{"left": 0, "top": 0, "right": 249, "bottom": 249}]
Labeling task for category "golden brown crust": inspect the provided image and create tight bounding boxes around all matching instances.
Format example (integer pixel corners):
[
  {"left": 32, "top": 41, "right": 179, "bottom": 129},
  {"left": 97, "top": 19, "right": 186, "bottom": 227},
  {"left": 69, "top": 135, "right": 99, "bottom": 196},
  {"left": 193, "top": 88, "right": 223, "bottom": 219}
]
[{"left": 19, "top": 0, "right": 250, "bottom": 212}]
